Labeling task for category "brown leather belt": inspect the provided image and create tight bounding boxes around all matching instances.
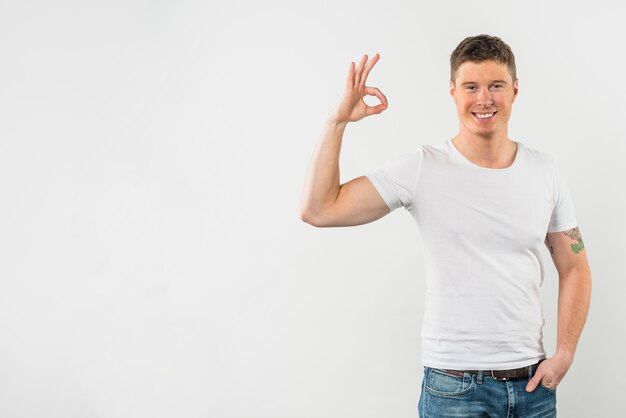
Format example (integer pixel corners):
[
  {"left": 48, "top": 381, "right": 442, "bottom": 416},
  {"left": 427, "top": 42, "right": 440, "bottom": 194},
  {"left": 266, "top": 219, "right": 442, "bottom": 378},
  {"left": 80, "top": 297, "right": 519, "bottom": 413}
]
[{"left": 443, "top": 359, "right": 545, "bottom": 381}]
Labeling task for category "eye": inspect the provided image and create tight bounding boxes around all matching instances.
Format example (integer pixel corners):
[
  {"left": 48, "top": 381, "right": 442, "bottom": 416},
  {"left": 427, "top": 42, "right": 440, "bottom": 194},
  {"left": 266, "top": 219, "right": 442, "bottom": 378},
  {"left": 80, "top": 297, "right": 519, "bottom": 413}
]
[
  {"left": 492, "top": 84, "right": 504, "bottom": 89},
  {"left": 465, "top": 85, "right": 476, "bottom": 91}
]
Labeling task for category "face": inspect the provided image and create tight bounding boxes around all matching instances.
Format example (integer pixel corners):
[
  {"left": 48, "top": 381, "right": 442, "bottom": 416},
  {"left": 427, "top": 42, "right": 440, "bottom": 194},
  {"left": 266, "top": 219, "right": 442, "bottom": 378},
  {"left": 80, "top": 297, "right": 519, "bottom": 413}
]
[{"left": 450, "top": 60, "right": 518, "bottom": 138}]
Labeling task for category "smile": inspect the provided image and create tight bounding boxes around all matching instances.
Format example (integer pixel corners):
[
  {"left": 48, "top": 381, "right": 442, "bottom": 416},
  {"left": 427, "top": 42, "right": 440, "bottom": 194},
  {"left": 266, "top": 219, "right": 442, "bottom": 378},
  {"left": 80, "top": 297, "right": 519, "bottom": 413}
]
[{"left": 472, "top": 111, "right": 497, "bottom": 120}]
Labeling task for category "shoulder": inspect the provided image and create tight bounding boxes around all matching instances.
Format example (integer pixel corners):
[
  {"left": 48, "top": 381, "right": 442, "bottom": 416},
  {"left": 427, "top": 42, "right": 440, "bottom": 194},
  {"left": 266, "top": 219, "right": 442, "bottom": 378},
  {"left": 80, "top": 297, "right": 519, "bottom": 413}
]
[
  {"left": 517, "top": 141, "right": 556, "bottom": 171},
  {"left": 417, "top": 141, "right": 449, "bottom": 160}
]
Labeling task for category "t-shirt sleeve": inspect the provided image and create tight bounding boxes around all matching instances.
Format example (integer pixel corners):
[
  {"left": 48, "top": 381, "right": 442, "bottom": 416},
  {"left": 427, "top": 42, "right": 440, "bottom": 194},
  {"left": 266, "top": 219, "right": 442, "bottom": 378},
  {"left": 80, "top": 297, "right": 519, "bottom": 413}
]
[
  {"left": 364, "top": 147, "right": 423, "bottom": 212},
  {"left": 547, "top": 158, "right": 578, "bottom": 233}
]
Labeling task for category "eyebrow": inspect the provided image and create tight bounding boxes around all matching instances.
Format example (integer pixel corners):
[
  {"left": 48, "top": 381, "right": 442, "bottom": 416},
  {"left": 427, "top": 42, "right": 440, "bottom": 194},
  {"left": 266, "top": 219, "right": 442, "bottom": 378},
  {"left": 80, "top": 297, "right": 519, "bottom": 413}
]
[{"left": 461, "top": 80, "right": 508, "bottom": 86}]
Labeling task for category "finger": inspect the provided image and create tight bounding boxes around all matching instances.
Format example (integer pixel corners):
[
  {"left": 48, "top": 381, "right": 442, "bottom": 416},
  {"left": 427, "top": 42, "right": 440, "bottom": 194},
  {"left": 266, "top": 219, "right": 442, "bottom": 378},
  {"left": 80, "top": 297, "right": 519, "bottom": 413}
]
[
  {"left": 363, "top": 87, "right": 388, "bottom": 117},
  {"left": 366, "top": 86, "right": 388, "bottom": 106},
  {"left": 357, "top": 54, "right": 368, "bottom": 86},
  {"left": 346, "top": 61, "right": 355, "bottom": 89},
  {"left": 354, "top": 54, "right": 368, "bottom": 87},
  {"left": 360, "top": 53, "right": 380, "bottom": 87}
]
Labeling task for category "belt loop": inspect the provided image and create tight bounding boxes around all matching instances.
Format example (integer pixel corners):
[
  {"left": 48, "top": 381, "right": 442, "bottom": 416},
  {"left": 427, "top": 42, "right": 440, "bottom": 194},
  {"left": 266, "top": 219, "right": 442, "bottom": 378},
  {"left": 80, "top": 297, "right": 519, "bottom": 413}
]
[
  {"left": 477, "top": 370, "right": 483, "bottom": 384},
  {"left": 527, "top": 365, "right": 532, "bottom": 379}
]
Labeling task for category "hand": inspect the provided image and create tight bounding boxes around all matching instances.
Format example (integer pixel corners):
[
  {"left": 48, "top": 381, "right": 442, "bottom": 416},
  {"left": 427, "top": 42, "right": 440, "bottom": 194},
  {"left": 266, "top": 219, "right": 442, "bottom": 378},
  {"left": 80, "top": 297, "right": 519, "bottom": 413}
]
[
  {"left": 525, "top": 352, "right": 574, "bottom": 392},
  {"left": 330, "top": 53, "right": 388, "bottom": 124}
]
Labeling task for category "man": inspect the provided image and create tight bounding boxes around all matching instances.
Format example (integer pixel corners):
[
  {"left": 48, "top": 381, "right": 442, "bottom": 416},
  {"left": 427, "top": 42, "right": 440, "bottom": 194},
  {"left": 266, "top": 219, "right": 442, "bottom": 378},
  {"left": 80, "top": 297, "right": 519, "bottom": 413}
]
[{"left": 299, "top": 35, "right": 591, "bottom": 417}]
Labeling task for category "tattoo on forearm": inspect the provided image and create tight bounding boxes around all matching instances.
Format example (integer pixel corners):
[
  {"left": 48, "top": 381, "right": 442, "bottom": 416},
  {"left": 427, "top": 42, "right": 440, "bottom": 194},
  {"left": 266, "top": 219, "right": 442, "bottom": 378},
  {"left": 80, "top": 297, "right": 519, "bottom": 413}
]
[
  {"left": 544, "top": 234, "right": 554, "bottom": 254},
  {"left": 564, "top": 226, "right": 585, "bottom": 254}
]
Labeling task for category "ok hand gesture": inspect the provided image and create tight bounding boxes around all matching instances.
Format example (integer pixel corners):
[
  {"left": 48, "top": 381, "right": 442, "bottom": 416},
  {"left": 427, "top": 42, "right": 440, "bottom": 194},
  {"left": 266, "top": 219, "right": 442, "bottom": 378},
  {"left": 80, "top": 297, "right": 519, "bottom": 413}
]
[{"left": 331, "top": 53, "right": 388, "bottom": 123}]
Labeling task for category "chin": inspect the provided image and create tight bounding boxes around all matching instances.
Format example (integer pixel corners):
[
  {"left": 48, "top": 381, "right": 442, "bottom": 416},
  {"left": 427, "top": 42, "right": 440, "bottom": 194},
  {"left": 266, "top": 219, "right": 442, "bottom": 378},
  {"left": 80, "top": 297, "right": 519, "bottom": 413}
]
[{"left": 472, "top": 128, "right": 497, "bottom": 137}]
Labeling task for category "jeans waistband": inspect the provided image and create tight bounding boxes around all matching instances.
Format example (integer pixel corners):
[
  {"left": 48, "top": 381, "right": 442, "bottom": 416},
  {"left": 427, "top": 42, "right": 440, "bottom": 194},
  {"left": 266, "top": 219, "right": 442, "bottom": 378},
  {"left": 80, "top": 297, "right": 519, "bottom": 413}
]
[{"left": 438, "top": 358, "right": 545, "bottom": 381}]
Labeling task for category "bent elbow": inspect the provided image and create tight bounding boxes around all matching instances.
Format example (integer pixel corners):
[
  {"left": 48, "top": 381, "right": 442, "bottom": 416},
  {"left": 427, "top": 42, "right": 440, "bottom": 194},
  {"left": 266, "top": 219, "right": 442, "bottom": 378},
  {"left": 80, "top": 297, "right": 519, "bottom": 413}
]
[
  {"left": 299, "top": 209, "right": 317, "bottom": 226},
  {"left": 299, "top": 209, "right": 325, "bottom": 227}
]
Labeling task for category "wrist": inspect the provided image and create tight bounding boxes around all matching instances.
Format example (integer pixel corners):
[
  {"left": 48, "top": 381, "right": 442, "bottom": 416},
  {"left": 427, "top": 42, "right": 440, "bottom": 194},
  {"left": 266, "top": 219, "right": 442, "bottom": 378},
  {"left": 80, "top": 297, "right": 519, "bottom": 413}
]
[
  {"left": 554, "top": 348, "right": 575, "bottom": 363},
  {"left": 326, "top": 114, "right": 349, "bottom": 128}
]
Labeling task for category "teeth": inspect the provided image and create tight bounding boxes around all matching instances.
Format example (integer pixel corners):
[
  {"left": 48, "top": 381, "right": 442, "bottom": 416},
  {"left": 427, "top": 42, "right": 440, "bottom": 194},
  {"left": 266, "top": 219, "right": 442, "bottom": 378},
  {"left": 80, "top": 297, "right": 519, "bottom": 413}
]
[{"left": 475, "top": 112, "right": 494, "bottom": 119}]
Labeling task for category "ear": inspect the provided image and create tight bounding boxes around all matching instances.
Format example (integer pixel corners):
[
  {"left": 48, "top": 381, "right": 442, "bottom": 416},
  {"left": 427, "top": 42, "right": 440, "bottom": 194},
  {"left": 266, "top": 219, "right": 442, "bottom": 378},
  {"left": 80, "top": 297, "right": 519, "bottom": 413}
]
[
  {"left": 449, "top": 79, "right": 456, "bottom": 101},
  {"left": 512, "top": 79, "right": 519, "bottom": 102}
]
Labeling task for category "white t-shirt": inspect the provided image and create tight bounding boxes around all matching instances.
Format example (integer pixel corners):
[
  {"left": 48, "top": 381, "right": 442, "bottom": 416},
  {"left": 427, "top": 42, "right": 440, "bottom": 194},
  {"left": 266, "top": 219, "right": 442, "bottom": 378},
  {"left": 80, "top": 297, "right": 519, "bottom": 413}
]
[{"left": 365, "top": 138, "right": 578, "bottom": 370}]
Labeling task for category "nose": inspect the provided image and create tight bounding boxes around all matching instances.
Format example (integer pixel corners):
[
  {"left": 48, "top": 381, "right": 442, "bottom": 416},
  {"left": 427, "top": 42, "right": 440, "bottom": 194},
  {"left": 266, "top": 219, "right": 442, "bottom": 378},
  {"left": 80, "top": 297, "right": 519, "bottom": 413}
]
[{"left": 476, "top": 87, "right": 493, "bottom": 106}]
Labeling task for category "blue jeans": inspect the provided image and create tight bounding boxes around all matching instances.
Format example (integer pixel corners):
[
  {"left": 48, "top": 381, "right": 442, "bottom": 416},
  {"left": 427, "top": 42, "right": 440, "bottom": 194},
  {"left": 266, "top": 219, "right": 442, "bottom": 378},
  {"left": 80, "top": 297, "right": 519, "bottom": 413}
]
[{"left": 418, "top": 364, "right": 557, "bottom": 417}]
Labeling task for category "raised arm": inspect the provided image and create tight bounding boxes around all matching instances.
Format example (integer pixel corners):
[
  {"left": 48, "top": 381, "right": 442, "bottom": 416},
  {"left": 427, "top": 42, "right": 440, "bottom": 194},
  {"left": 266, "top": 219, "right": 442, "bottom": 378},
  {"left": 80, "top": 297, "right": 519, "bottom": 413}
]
[{"left": 299, "top": 53, "right": 390, "bottom": 227}]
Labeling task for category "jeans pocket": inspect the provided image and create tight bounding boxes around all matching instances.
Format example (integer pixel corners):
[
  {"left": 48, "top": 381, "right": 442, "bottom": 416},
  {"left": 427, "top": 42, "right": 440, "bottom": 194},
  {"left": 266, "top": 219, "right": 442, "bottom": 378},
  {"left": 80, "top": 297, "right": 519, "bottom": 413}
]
[
  {"left": 424, "top": 368, "right": 475, "bottom": 397},
  {"left": 539, "top": 381, "right": 557, "bottom": 393}
]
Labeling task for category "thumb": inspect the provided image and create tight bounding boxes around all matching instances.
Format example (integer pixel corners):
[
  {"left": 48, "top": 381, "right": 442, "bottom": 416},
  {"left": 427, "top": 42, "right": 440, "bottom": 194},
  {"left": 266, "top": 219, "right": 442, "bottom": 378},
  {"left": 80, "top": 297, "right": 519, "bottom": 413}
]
[
  {"left": 363, "top": 86, "right": 388, "bottom": 116},
  {"left": 365, "top": 86, "right": 388, "bottom": 106},
  {"left": 367, "top": 102, "right": 388, "bottom": 116},
  {"left": 526, "top": 373, "right": 543, "bottom": 392}
]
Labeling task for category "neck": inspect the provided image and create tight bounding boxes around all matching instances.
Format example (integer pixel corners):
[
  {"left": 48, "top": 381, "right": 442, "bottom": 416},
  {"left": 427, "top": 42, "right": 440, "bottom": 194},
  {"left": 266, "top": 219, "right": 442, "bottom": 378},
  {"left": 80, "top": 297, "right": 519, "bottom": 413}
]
[{"left": 452, "top": 129, "right": 517, "bottom": 169}]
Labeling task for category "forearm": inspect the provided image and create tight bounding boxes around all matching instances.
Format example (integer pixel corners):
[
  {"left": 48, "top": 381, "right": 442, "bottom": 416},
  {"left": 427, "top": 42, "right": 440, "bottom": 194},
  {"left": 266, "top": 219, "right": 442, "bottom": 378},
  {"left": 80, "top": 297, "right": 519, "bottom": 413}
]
[
  {"left": 299, "top": 117, "right": 348, "bottom": 221},
  {"left": 555, "top": 268, "right": 592, "bottom": 360}
]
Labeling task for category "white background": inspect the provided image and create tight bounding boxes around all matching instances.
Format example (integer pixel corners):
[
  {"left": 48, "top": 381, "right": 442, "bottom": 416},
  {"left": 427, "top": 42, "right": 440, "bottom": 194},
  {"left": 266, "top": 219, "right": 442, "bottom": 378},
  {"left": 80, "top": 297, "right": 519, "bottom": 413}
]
[{"left": 0, "top": 1, "right": 623, "bottom": 417}]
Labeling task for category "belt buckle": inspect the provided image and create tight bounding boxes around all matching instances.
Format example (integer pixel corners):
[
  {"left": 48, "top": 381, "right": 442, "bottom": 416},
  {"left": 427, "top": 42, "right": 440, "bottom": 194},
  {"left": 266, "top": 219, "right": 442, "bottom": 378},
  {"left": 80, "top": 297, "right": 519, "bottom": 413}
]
[{"left": 490, "top": 370, "right": 509, "bottom": 381}]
